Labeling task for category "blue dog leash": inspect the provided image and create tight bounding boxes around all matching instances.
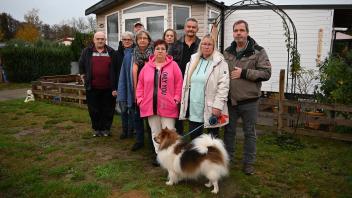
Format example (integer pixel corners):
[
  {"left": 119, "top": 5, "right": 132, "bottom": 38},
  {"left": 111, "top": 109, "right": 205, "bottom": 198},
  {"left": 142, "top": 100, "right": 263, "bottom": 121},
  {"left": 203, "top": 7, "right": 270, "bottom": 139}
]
[{"left": 182, "top": 124, "right": 204, "bottom": 139}]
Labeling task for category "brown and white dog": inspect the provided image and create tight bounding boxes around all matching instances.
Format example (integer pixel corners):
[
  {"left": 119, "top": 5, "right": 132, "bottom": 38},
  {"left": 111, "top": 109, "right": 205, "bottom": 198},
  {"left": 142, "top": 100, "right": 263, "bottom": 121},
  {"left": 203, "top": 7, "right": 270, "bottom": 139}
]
[{"left": 154, "top": 128, "right": 229, "bottom": 194}]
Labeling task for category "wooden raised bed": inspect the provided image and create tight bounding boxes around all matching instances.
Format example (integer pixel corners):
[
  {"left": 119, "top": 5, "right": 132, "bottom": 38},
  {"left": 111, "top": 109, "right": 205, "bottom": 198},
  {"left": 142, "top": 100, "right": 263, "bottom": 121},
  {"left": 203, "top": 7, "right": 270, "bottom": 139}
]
[{"left": 32, "top": 75, "right": 86, "bottom": 107}]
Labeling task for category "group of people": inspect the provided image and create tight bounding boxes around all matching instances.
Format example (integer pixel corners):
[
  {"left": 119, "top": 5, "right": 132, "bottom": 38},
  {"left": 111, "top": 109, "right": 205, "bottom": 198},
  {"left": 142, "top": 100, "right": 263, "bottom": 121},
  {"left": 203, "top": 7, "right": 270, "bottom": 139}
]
[{"left": 79, "top": 18, "right": 271, "bottom": 175}]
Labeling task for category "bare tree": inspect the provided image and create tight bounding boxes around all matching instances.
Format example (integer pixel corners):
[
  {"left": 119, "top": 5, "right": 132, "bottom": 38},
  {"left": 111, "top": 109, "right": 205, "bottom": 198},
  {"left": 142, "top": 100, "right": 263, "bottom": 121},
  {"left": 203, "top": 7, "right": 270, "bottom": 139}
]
[
  {"left": 87, "top": 16, "right": 96, "bottom": 33},
  {"left": 77, "top": 17, "right": 88, "bottom": 33},
  {"left": 24, "top": 8, "right": 42, "bottom": 28}
]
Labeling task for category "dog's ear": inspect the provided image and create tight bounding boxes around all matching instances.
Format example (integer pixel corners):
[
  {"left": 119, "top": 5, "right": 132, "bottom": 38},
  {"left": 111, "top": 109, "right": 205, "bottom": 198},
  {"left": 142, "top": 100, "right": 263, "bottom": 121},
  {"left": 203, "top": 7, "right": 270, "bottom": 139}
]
[{"left": 159, "top": 130, "right": 178, "bottom": 150}]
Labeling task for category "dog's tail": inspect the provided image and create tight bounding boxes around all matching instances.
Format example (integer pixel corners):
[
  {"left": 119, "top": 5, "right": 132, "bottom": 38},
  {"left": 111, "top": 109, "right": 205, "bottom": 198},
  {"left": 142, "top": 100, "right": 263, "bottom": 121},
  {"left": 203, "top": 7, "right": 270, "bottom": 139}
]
[{"left": 192, "top": 134, "right": 229, "bottom": 165}]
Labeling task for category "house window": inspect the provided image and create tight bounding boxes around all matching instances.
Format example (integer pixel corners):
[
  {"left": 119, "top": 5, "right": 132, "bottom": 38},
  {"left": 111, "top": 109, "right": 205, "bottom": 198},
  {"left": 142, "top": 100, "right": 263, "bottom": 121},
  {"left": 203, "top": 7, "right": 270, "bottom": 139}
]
[
  {"left": 173, "top": 5, "right": 190, "bottom": 38},
  {"left": 107, "top": 12, "right": 119, "bottom": 50},
  {"left": 147, "top": 16, "right": 164, "bottom": 40},
  {"left": 122, "top": 3, "right": 167, "bottom": 40},
  {"left": 125, "top": 18, "right": 140, "bottom": 33}
]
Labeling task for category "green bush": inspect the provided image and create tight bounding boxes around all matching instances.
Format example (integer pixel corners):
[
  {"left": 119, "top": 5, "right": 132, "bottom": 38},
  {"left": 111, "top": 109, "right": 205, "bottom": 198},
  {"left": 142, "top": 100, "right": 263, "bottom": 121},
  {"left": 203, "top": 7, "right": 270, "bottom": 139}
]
[
  {"left": 0, "top": 39, "right": 72, "bottom": 82},
  {"left": 315, "top": 50, "right": 352, "bottom": 133},
  {"left": 315, "top": 50, "right": 352, "bottom": 105},
  {"left": 71, "top": 32, "right": 93, "bottom": 61}
]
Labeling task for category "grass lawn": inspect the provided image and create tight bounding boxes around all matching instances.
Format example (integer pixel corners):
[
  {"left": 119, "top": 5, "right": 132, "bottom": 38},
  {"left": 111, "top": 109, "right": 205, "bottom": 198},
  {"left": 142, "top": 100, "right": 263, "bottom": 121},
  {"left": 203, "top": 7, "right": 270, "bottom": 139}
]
[
  {"left": 0, "top": 83, "right": 31, "bottom": 90},
  {"left": 0, "top": 99, "right": 351, "bottom": 198}
]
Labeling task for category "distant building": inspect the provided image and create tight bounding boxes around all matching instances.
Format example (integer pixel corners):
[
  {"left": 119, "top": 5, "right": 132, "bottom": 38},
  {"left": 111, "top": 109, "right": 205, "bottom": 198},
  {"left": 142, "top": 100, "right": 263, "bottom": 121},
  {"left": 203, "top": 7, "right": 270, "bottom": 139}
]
[{"left": 57, "top": 37, "right": 74, "bottom": 46}]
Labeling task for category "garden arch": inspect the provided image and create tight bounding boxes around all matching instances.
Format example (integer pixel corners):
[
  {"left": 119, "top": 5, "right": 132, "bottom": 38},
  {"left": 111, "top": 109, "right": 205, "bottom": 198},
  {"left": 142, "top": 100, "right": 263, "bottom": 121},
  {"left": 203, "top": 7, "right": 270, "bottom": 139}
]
[{"left": 213, "top": 0, "right": 299, "bottom": 93}]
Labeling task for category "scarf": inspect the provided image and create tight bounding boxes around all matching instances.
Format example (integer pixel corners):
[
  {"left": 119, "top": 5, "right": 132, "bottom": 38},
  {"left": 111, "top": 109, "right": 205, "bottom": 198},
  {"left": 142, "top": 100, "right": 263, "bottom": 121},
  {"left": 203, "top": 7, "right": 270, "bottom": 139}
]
[{"left": 133, "top": 44, "right": 154, "bottom": 70}]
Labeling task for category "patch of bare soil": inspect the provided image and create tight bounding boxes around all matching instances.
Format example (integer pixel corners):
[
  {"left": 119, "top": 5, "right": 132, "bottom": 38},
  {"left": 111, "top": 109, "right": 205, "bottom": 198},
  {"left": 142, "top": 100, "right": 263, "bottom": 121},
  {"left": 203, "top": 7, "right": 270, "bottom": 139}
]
[{"left": 14, "top": 128, "right": 42, "bottom": 139}]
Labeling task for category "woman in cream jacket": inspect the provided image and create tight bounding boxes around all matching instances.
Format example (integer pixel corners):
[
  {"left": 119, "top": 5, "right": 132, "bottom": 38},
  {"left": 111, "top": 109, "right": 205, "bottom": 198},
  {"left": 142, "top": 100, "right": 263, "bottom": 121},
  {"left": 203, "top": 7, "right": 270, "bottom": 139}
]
[{"left": 179, "top": 35, "right": 230, "bottom": 139}]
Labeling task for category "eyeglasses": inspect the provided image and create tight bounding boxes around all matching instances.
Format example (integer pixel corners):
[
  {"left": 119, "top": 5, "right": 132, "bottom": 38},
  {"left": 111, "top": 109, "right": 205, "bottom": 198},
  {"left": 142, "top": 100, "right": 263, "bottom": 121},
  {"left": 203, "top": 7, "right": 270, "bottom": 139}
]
[
  {"left": 122, "top": 39, "right": 132, "bottom": 42},
  {"left": 201, "top": 43, "right": 213, "bottom": 47},
  {"left": 138, "top": 37, "right": 149, "bottom": 40}
]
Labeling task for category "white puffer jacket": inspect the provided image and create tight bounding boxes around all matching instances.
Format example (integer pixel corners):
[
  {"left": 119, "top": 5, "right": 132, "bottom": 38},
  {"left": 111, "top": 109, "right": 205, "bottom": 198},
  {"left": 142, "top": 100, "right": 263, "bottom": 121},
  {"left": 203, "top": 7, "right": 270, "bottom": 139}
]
[{"left": 179, "top": 51, "right": 230, "bottom": 128}]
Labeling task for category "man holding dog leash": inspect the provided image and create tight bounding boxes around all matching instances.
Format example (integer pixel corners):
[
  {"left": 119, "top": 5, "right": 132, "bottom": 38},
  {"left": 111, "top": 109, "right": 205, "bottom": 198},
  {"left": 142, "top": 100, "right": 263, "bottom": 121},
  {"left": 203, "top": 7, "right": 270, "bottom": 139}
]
[{"left": 223, "top": 20, "right": 271, "bottom": 175}]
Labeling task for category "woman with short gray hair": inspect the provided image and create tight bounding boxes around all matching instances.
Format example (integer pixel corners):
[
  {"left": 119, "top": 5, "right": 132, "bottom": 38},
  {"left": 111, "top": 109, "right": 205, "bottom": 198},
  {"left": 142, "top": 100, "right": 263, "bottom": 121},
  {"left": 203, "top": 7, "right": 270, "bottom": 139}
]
[{"left": 117, "top": 31, "right": 135, "bottom": 139}]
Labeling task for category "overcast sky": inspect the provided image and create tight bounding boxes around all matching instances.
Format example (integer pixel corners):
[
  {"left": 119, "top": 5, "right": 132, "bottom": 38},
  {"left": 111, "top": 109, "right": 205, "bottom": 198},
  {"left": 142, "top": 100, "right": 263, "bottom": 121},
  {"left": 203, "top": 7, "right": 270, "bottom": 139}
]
[{"left": 0, "top": 0, "right": 351, "bottom": 25}]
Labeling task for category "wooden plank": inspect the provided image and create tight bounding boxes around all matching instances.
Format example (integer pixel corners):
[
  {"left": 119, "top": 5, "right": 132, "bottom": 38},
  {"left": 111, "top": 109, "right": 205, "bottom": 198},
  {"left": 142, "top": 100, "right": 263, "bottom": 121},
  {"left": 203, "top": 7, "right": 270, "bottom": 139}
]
[
  {"left": 335, "top": 119, "right": 352, "bottom": 127},
  {"left": 284, "top": 100, "right": 352, "bottom": 113},
  {"left": 40, "top": 82, "right": 84, "bottom": 90},
  {"left": 259, "top": 98, "right": 278, "bottom": 105},
  {"left": 259, "top": 112, "right": 277, "bottom": 118},
  {"left": 283, "top": 127, "right": 352, "bottom": 142},
  {"left": 60, "top": 93, "right": 86, "bottom": 100}
]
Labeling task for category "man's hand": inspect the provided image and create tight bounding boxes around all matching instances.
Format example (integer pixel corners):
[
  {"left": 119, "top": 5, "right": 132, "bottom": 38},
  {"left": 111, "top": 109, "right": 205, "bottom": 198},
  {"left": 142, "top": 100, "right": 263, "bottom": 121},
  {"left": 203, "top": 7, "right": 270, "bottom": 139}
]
[
  {"left": 230, "top": 67, "right": 242, "bottom": 79},
  {"left": 112, "top": 90, "right": 117, "bottom": 97}
]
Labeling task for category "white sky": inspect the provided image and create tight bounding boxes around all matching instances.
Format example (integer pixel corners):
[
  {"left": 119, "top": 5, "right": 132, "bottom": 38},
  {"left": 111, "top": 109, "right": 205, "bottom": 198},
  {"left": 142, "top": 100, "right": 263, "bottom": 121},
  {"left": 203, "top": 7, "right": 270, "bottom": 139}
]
[{"left": 0, "top": 0, "right": 351, "bottom": 25}]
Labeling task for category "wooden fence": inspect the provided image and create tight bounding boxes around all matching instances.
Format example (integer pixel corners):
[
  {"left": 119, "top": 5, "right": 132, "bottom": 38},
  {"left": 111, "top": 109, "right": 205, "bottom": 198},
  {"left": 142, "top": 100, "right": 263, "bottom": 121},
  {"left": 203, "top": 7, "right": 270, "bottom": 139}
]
[
  {"left": 257, "top": 69, "right": 352, "bottom": 141},
  {"left": 30, "top": 73, "right": 352, "bottom": 141}
]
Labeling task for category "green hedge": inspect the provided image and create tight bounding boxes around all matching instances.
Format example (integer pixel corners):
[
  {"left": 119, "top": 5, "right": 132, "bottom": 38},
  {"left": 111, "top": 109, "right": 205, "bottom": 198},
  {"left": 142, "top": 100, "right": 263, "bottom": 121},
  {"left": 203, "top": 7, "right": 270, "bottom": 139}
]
[{"left": 0, "top": 40, "right": 72, "bottom": 82}]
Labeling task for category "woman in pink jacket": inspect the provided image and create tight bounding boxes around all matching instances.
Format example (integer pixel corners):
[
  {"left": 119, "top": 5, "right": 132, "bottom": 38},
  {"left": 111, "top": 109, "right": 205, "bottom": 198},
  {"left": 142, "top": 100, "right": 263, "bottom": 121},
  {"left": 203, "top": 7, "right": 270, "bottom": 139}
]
[{"left": 136, "top": 39, "right": 183, "bottom": 157}]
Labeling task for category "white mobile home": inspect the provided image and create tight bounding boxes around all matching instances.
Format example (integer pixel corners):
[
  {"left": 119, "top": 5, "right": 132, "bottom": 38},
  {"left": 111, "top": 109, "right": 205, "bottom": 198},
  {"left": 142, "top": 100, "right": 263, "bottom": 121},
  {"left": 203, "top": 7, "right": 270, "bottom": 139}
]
[{"left": 86, "top": 1, "right": 352, "bottom": 93}]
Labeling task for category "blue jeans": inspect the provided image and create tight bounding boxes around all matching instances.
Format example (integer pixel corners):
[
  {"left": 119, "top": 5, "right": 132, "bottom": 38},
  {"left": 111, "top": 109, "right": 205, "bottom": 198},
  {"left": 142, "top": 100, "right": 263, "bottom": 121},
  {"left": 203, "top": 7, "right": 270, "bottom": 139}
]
[
  {"left": 121, "top": 108, "right": 134, "bottom": 136},
  {"left": 132, "top": 104, "right": 144, "bottom": 144},
  {"left": 224, "top": 101, "right": 258, "bottom": 164}
]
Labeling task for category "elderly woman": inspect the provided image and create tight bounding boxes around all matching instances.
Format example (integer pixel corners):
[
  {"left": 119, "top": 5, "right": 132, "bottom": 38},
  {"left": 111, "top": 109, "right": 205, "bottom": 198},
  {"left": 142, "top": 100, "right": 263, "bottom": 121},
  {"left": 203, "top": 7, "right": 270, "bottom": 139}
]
[
  {"left": 116, "top": 32, "right": 135, "bottom": 140},
  {"left": 179, "top": 34, "right": 230, "bottom": 140},
  {"left": 136, "top": 39, "right": 182, "bottom": 163},
  {"left": 128, "top": 30, "right": 154, "bottom": 151}
]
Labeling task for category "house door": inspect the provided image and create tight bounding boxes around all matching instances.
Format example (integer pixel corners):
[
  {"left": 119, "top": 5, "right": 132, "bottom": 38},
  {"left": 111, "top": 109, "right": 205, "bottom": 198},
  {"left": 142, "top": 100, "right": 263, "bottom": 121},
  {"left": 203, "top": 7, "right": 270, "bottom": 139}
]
[{"left": 122, "top": 3, "right": 167, "bottom": 40}]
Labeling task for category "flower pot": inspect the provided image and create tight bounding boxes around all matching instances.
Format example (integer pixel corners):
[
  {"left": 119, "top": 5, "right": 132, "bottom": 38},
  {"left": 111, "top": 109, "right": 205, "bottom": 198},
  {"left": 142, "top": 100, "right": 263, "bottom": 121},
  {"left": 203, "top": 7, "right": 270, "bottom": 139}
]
[{"left": 305, "top": 111, "right": 325, "bottom": 130}]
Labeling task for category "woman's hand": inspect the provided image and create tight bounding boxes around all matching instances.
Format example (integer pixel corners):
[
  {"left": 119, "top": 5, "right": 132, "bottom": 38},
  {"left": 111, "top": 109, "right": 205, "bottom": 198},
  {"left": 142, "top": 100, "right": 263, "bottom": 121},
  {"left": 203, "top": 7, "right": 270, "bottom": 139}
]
[{"left": 212, "top": 108, "right": 221, "bottom": 117}]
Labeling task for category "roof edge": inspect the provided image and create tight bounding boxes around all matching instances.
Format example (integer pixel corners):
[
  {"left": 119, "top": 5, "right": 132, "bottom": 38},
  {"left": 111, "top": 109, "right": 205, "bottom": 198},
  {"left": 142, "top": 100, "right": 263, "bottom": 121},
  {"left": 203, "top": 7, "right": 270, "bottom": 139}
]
[
  {"left": 85, "top": 0, "right": 226, "bottom": 15},
  {"left": 227, "top": 4, "right": 352, "bottom": 10}
]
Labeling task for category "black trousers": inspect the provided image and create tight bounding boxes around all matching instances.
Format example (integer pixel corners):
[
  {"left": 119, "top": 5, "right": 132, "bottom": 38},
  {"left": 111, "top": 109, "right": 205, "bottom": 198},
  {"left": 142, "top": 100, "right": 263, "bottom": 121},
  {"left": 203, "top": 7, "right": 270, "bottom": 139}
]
[
  {"left": 86, "top": 89, "right": 116, "bottom": 131},
  {"left": 189, "top": 121, "right": 219, "bottom": 140}
]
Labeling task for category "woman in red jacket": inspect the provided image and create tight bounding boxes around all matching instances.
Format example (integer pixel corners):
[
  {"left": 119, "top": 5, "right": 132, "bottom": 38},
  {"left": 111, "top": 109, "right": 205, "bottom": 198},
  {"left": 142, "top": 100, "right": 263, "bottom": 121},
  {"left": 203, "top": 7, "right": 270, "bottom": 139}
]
[{"left": 136, "top": 39, "right": 183, "bottom": 160}]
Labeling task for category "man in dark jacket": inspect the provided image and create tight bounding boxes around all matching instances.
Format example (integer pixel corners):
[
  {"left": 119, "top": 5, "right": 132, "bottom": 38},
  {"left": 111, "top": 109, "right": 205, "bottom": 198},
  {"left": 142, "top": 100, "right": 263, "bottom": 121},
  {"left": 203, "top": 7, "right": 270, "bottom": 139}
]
[
  {"left": 168, "top": 17, "right": 201, "bottom": 76},
  {"left": 168, "top": 17, "right": 201, "bottom": 135},
  {"left": 79, "top": 31, "right": 118, "bottom": 137},
  {"left": 223, "top": 20, "right": 271, "bottom": 175}
]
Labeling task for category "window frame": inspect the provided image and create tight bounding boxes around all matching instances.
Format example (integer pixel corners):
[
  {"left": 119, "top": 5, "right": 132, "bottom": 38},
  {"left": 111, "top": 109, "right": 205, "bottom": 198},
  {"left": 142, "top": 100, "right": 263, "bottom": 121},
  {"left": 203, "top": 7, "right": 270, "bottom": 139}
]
[
  {"left": 171, "top": 4, "right": 191, "bottom": 35},
  {"left": 105, "top": 10, "right": 120, "bottom": 49}
]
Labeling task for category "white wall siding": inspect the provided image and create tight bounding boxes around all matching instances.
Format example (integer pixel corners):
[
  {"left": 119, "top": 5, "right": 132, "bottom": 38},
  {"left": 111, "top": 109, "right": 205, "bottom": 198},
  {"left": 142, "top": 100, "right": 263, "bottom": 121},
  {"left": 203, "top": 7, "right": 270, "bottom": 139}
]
[{"left": 224, "top": 9, "right": 333, "bottom": 93}]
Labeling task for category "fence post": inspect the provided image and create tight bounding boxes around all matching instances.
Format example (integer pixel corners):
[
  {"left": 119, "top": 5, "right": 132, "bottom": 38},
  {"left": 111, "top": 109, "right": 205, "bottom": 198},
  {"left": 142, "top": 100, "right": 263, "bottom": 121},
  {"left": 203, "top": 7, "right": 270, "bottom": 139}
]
[
  {"left": 278, "top": 69, "right": 285, "bottom": 134},
  {"left": 0, "top": 67, "right": 3, "bottom": 83}
]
